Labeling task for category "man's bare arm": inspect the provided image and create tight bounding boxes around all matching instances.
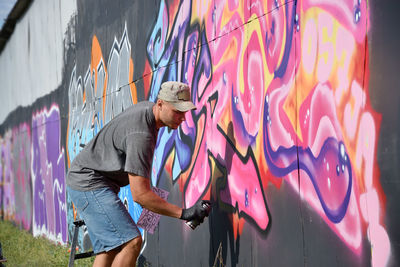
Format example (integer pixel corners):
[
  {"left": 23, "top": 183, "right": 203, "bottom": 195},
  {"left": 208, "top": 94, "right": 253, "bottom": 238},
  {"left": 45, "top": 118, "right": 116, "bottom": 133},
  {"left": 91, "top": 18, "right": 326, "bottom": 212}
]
[{"left": 129, "top": 173, "right": 182, "bottom": 218}]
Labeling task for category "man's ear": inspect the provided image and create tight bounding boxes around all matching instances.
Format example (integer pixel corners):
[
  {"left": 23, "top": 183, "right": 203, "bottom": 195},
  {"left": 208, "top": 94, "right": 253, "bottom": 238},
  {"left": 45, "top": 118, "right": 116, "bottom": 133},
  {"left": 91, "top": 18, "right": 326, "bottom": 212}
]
[{"left": 156, "top": 99, "right": 163, "bottom": 109}]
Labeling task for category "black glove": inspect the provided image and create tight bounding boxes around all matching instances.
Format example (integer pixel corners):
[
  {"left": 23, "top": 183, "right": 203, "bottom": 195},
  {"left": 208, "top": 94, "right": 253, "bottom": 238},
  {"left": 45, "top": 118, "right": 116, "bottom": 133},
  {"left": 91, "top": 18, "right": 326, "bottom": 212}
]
[{"left": 180, "top": 200, "right": 211, "bottom": 223}]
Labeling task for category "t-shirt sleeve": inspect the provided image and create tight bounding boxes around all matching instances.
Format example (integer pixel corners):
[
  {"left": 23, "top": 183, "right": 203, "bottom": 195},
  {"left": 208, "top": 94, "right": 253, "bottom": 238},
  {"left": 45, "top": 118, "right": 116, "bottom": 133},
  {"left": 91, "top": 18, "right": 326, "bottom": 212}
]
[{"left": 123, "top": 132, "right": 155, "bottom": 178}]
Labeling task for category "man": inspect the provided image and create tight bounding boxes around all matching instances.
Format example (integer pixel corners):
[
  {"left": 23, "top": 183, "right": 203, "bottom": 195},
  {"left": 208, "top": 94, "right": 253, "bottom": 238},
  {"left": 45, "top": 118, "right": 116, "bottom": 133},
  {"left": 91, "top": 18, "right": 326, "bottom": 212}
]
[{"left": 67, "top": 81, "right": 211, "bottom": 267}]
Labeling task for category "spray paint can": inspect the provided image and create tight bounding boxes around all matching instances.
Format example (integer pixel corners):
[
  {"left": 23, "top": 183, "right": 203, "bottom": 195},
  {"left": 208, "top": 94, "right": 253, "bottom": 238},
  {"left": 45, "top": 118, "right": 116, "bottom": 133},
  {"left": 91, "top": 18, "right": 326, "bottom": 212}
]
[{"left": 185, "top": 202, "right": 211, "bottom": 230}]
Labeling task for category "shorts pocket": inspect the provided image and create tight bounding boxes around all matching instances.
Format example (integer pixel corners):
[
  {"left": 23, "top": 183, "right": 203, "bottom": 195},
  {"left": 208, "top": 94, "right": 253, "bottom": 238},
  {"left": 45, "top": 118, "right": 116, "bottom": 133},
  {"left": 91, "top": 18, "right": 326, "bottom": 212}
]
[
  {"left": 78, "top": 198, "right": 89, "bottom": 213},
  {"left": 68, "top": 187, "right": 89, "bottom": 213}
]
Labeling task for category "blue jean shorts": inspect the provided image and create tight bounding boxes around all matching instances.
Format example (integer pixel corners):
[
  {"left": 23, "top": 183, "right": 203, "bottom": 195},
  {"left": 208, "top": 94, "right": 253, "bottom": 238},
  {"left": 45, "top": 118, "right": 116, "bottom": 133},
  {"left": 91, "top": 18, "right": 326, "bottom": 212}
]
[{"left": 67, "top": 186, "right": 141, "bottom": 254}]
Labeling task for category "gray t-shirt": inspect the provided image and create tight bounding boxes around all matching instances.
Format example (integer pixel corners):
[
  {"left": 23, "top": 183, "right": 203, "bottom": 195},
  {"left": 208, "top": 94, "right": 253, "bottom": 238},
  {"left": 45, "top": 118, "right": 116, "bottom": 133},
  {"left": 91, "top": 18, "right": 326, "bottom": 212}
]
[{"left": 67, "top": 101, "right": 158, "bottom": 191}]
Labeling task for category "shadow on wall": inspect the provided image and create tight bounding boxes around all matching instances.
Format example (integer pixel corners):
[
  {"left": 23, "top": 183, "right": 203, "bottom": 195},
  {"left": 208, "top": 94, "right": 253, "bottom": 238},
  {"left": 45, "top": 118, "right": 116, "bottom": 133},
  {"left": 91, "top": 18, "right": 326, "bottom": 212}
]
[{"left": 209, "top": 122, "right": 247, "bottom": 266}]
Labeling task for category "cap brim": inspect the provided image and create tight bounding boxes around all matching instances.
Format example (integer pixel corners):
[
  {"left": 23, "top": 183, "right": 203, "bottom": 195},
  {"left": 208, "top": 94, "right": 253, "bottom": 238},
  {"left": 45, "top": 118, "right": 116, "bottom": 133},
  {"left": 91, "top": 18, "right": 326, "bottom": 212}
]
[{"left": 171, "top": 101, "right": 197, "bottom": 112}]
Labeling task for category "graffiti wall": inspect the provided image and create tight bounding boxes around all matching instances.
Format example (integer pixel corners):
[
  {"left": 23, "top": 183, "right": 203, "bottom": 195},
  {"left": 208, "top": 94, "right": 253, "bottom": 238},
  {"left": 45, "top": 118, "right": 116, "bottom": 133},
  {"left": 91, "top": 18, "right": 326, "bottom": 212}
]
[{"left": 0, "top": 0, "right": 399, "bottom": 266}]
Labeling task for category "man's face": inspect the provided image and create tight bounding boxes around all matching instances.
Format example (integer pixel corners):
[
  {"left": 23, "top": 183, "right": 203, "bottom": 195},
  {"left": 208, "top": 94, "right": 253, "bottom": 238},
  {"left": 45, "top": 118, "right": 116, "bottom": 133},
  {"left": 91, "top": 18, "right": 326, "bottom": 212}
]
[{"left": 159, "top": 100, "right": 187, "bottom": 129}]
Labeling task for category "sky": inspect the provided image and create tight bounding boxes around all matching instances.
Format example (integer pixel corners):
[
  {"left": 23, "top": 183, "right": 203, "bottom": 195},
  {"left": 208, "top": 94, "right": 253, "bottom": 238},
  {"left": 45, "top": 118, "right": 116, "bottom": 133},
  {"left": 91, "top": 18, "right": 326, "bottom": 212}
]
[{"left": 0, "top": 0, "right": 18, "bottom": 29}]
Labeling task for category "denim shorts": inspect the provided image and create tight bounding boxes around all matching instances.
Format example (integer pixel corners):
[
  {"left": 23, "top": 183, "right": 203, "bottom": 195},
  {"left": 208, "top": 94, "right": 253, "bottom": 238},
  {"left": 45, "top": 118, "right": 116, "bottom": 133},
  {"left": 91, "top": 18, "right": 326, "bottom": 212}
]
[{"left": 67, "top": 186, "right": 141, "bottom": 254}]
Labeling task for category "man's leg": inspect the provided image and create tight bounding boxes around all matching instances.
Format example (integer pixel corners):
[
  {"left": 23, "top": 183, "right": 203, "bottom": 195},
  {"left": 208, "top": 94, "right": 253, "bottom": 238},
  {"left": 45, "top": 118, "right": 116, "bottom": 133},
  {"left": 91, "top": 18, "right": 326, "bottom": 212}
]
[
  {"left": 67, "top": 186, "right": 142, "bottom": 266},
  {"left": 111, "top": 236, "right": 142, "bottom": 267},
  {"left": 93, "top": 249, "right": 118, "bottom": 267}
]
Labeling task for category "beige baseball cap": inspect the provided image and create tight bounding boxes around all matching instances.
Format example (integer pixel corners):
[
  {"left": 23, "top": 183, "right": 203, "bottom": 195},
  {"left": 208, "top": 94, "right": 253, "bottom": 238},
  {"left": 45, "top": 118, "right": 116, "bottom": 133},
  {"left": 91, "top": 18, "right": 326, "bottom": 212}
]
[{"left": 158, "top": 81, "right": 196, "bottom": 112}]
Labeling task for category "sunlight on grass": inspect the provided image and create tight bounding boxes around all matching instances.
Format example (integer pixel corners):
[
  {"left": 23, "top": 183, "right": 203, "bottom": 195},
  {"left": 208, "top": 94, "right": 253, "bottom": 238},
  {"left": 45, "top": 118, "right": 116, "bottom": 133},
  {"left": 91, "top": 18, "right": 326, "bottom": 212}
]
[{"left": 0, "top": 220, "right": 94, "bottom": 267}]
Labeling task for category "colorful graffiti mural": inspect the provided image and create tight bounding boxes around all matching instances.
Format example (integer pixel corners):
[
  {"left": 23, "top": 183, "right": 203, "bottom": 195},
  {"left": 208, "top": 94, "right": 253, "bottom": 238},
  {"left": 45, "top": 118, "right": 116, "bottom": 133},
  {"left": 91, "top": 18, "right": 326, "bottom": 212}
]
[
  {"left": 0, "top": 104, "right": 67, "bottom": 244},
  {"left": 0, "top": 124, "right": 32, "bottom": 230},
  {"left": 31, "top": 105, "right": 67, "bottom": 244},
  {"left": 67, "top": 25, "right": 137, "bottom": 163},
  {"left": 64, "top": 0, "right": 391, "bottom": 264},
  {"left": 144, "top": 0, "right": 390, "bottom": 266}
]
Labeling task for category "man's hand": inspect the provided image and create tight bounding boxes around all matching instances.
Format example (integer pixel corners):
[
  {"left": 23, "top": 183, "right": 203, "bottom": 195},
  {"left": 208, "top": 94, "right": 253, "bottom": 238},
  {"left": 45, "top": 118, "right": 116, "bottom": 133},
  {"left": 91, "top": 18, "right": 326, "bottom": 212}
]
[{"left": 180, "top": 200, "right": 212, "bottom": 223}]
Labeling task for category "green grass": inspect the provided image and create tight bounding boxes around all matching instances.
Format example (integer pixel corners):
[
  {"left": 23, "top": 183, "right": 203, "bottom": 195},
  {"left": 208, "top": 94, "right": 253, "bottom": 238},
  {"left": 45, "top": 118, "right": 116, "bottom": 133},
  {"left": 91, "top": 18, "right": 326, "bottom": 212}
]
[{"left": 0, "top": 219, "right": 94, "bottom": 267}]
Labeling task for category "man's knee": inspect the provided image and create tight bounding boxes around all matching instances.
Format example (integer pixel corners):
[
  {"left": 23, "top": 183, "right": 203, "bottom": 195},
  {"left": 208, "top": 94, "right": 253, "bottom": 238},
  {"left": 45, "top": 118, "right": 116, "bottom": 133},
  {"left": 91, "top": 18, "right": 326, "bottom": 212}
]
[{"left": 124, "top": 236, "right": 142, "bottom": 253}]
